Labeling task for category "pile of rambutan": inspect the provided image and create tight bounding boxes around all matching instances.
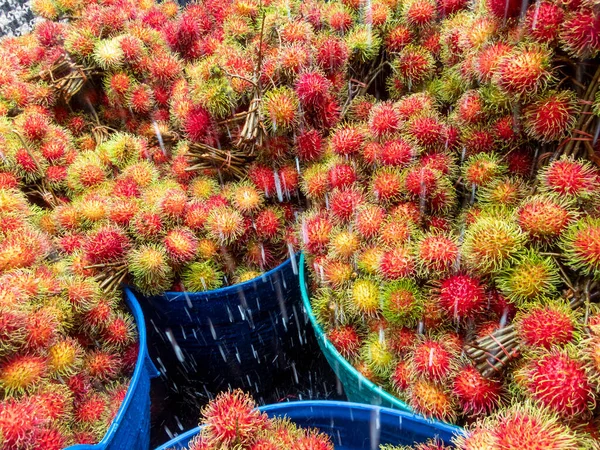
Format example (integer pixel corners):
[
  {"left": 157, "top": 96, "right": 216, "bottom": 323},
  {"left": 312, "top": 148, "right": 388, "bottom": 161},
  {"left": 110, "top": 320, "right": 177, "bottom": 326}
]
[
  {"left": 177, "top": 389, "right": 335, "bottom": 450},
  {"left": 293, "top": 0, "right": 600, "bottom": 444},
  {"left": 0, "top": 187, "right": 137, "bottom": 449}
]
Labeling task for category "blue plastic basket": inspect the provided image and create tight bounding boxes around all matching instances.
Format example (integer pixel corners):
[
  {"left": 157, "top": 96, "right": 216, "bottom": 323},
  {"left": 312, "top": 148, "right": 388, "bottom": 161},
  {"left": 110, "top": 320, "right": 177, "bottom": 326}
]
[
  {"left": 135, "top": 256, "right": 303, "bottom": 389},
  {"left": 299, "top": 253, "right": 411, "bottom": 411},
  {"left": 65, "top": 287, "right": 160, "bottom": 450},
  {"left": 154, "top": 401, "right": 463, "bottom": 450}
]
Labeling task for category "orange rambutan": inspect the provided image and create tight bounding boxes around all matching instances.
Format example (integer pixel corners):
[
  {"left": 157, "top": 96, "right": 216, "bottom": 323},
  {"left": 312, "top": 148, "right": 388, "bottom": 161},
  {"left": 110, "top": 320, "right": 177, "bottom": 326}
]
[{"left": 0, "top": 354, "right": 47, "bottom": 394}]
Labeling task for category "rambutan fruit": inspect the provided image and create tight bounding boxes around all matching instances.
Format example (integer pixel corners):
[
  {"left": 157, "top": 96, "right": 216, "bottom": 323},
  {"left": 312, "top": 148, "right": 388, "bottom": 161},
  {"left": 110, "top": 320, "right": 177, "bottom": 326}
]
[
  {"left": 494, "top": 44, "right": 553, "bottom": 99},
  {"left": 515, "top": 300, "right": 578, "bottom": 350},
  {"left": 381, "top": 279, "right": 423, "bottom": 327},
  {"left": 328, "top": 325, "right": 361, "bottom": 359},
  {"left": 102, "top": 312, "right": 135, "bottom": 349},
  {"left": 379, "top": 216, "right": 413, "bottom": 247},
  {"left": 523, "top": 90, "right": 579, "bottom": 142},
  {"left": 496, "top": 249, "right": 560, "bottom": 304},
  {"left": 379, "top": 246, "right": 415, "bottom": 280},
  {"left": 127, "top": 244, "right": 175, "bottom": 295},
  {"left": 66, "top": 152, "right": 108, "bottom": 193},
  {"left": 410, "top": 337, "right": 458, "bottom": 382},
  {"left": 83, "top": 225, "right": 130, "bottom": 265},
  {"left": 356, "top": 246, "right": 384, "bottom": 276},
  {"left": 438, "top": 0, "right": 467, "bottom": 15},
  {"left": 370, "top": 168, "right": 403, "bottom": 204},
  {"left": 402, "top": 0, "right": 437, "bottom": 26},
  {"left": 277, "top": 165, "right": 299, "bottom": 195},
  {"left": 517, "top": 347, "right": 595, "bottom": 420},
  {"left": 295, "top": 130, "right": 325, "bottom": 164},
  {"left": 93, "top": 38, "right": 125, "bottom": 70},
  {"left": 75, "top": 392, "right": 108, "bottom": 431},
  {"left": 389, "top": 359, "right": 411, "bottom": 396},
  {"left": 0, "top": 307, "right": 27, "bottom": 357},
  {"left": 462, "top": 153, "right": 506, "bottom": 186},
  {"left": 349, "top": 278, "right": 380, "bottom": 317},
  {"left": 368, "top": 102, "right": 400, "bottom": 138},
  {"left": 327, "top": 229, "right": 360, "bottom": 260},
  {"left": 346, "top": 24, "right": 382, "bottom": 63},
  {"left": 0, "top": 228, "right": 51, "bottom": 272},
  {"left": 48, "top": 337, "right": 84, "bottom": 377},
  {"left": 560, "top": 8, "right": 600, "bottom": 58},
  {"left": 200, "top": 390, "right": 268, "bottom": 447},
  {"left": 183, "top": 105, "right": 216, "bottom": 144},
  {"left": 407, "top": 116, "right": 445, "bottom": 150},
  {"left": 455, "top": 90, "right": 485, "bottom": 125},
  {"left": 560, "top": 216, "right": 600, "bottom": 277},
  {"left": 452, "top": 365, "right": 502, "bottom": 416},
  {"left": 181, "top": 261, "right": 223, "bottom": 292},
  {"left": 254, "top": 207, "right": 284, "bottom": 241},
  {"left": 393, "top": 45, "right": 435, "bottom": 86},
  {"left": 327, "top": 160, "right": 357, "bottom": 190},
  {"left": 204, "top": 206, "right": 245, "bottom": 245},
  {"left": 300, "top": 164, "right": 329, "bottom": 200},
  {"left": 301, "top": 211, "right": 333, "bottom": 255},
  {"left": 477, "top": 177, "right": 526, "bottom": 208},
  {"left": 461, "top": 214, "right": 526, "bottom": 275},
  {"left": 131, "top": 210, "right": 164, "bottom": 242},
  {"left": 0, "top": 397, "right": 42, "bottom": 447},
  {"left": 21, "top": 112, "right": 49, "bottom": 142},
  {"left": 329, "top": 126, "right": 365, "bottom": 157},
  {"left": 379, "top": 138, "right": 417, "bottom": 167},
  {"left": 408, "top": 379, "right": 457, "bottom": 422},
  {"left": 354, "top": 204, "right": 385, "bottom": 239},
  {"left": 85, "top": 349, "right": 121, "bottom": 381},
  {"left": 164, "top": 227, "right": 199, "bottom": 265},
  {"left": 402, "top": 166, "right": 441, "bottom": 201},
  {"left": 540, "top": 157, "right": 599, "bottom": 201},
  {"left": 506, "top": 147, "right": 534, "bottom": 177},
  {"left": 385, "top": 24, "right": 413, "bottom": 53},
  {"left": 415, "top": 232, "right": 459, "bottom": 276},
  {"left": 30, "top": 426, "right": 68, "bottom": 450},
  {"left": 525, "top": 1, "right": 564, "bottom": 44},
  {"left": 360, "top": 333, "right": 395, "bottom": 378},
  {"left": 295, "top": 71, "right": 331, "bottom": 109},
  {"left": 454, "top": 401, "right": 580, "bottom": 450},
  {"left": 319, "top": 258, "right": 353, "bottom": 288},
  {"left": 486, "top": 0, "right": 522, "bottom": 18},
  {"left": 315, "top": 34, "right": 349, "bottom": 73},
  {"left": 0, "top": 354, "right": 47, "bottom": 394},
  {"left": 329, "top": 186, "right": 365, "bottom": 222},
  {"left": 261, "top": 87, "right": 299, "bottom": 133},
  {"left": 437, "top": 274, "right": 486, "bottom": 320}
]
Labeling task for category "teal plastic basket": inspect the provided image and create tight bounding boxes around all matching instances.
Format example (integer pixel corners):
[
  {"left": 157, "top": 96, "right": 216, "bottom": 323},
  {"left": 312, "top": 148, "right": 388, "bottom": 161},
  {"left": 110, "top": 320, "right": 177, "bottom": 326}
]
[
  {"left": 299, "top": 253, "right": 411, "bottom": 411},
  {"left": 65, "top": 287, "right": 160, "bottom": 450}
]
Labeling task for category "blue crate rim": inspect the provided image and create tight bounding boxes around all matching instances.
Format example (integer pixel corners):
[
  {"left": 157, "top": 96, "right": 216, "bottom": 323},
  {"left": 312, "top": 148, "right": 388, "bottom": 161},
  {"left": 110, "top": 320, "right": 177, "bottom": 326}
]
[
  {"left": 141, "top": 254, "right": 297, "bottom": 299},
  {"left": 154, "top": 400, "right": 464, "bottom": 450},
  {"left": 299, "top": 252, "right": 412, "bottom": 412},
  {"left": 65, "top": 287, "right": 159, "bottom": 449}
]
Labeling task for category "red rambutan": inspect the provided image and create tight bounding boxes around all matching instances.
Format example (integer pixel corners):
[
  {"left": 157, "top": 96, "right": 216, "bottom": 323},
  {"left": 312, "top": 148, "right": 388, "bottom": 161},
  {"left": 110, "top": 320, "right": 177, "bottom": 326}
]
[
  {"left": 415, "top": 232, "right": 459, "bottom": 275},
  {"left": 540, "top": 157, "right": 599, "bottom": 200},
  {"left": 301, "top": 212, "right": 333, "bottom": 255},
  {"left": 379, "top": 246, "right": 415, "bottom": 280},
  {"left": 328, "top": 162, "right": 357, "bottom": 189},
  {"left": 516, "top": 302, "right": 577, "bottom": 350},
  {"left": 329, "top": 186, "right": 365, "bottom": 222},
  {"left": 295, "top": 71, "right": 332, "bottom": 108},
  {"left": 368, "top": 102, "right": 400, "bottom": 138},
  {"left": 453, "top": 365, "right": 502, "bottom": 416},
  {"left": 164, "top": 227, "right": 199, "bottom": 264},
  {"left": 394, "top": 45, "right": 435, "bottom": 85},
  {"left": 408, "top": 116, "right": 445, "bottom": 149},
  {"left": 403, "top": 0, "right": 437, "bottom": 26},
  {"left": 83, "top": 225, "right": 131, "bottom": 264},
  {"left": 184, "top": 106, "right": 216, "bottom": 144},
  {"left": 409, "top": 379, "right": 457, "bottom": 422},
  {"left": 560, "top": 8, "right": 600, "bottom": 58},
  {"left": 523, "top": 90, "right": 579, "bottom": 142},
  {"left": 517, "top": 194, "right": 575, "bottom": 243},
  {"left": 525, "top": 1, "right": 564, "bottom": 44},
  {"left": 329, "top": 126, "right": 365, "bottom": 156},
  {"left": 315, "top": 35, "right": 349, "bottom": 73},
  {"left": 296, "top": 129, "right": 324, "bottom": 162},
  {"left": 370, "top": 168, "right": 402, "bottom": 203},
  {"left": 494, "top": 45, "right": 553, "bottom": 98},
  {"left": 328, "top": 325, "right": 361, "bottom": 359},
  {"left": 0, "top": 354, "right": 47, "bottom": 394},
  {"left": 438, "top": 274, "right": 486, "bottom": 320},
  {"left": 379, "top": 138, "right": 416, "bottom": 167}
]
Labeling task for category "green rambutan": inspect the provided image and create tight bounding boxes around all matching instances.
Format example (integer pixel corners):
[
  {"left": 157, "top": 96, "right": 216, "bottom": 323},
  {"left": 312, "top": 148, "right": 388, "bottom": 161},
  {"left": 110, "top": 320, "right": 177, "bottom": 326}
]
[
  {"left": 393, "top": 45, "right": 435, "bottom": 86},
  {"left": 0, "top": 307, "right": 27, "bottom": 357},
  {"left": 93, "top": 38, "right": 125, "bottom": 70},
  {"left": 496, "top": 249, "right": 560, "bottom": 304},
  {"left": 477, "top": 177, "right": 526, "bottom": 208},
  {"left": 66, "top": 152, "right": 108, "bottom": 194},
  {"left": 517, "top": 347, "right": 595, "bottom": 420},
  {"left": 349, "top": 278, "right": 380, "bottom": 317},
  {"left": 560, "top": 217, "right": 600, "bottom": 278},
  {"left": 205, "top": 206, "right": 245, "bottom": 245},
  {"left": 261, "top": 87, "right": 299, "bottom": 133},
  {"left": 462, "top": 153, "right": 506, "bottom": 186},
  {"left": 381, "top": 279, "right": 423, "bottom": 327},
  {"left": 181, "top": 261, "right": 224, "bottom": 292},
  {"left": 461, "top": 213, "right": 526, "bottom": 275},
  {"left": 128, "top": 244, "right": 175, "bottom": 295},
  {"left": 346, "top": 25, "right": 382, "bottom": 63},
  {"left": 360, "top": 333, "right": 395, "bottom": 378},
  {"left": 515, "top": 300, "right": 578, "bottom": 350},
  {"left": 328, "top": 230, "right": 361, "bottom": 260}
]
